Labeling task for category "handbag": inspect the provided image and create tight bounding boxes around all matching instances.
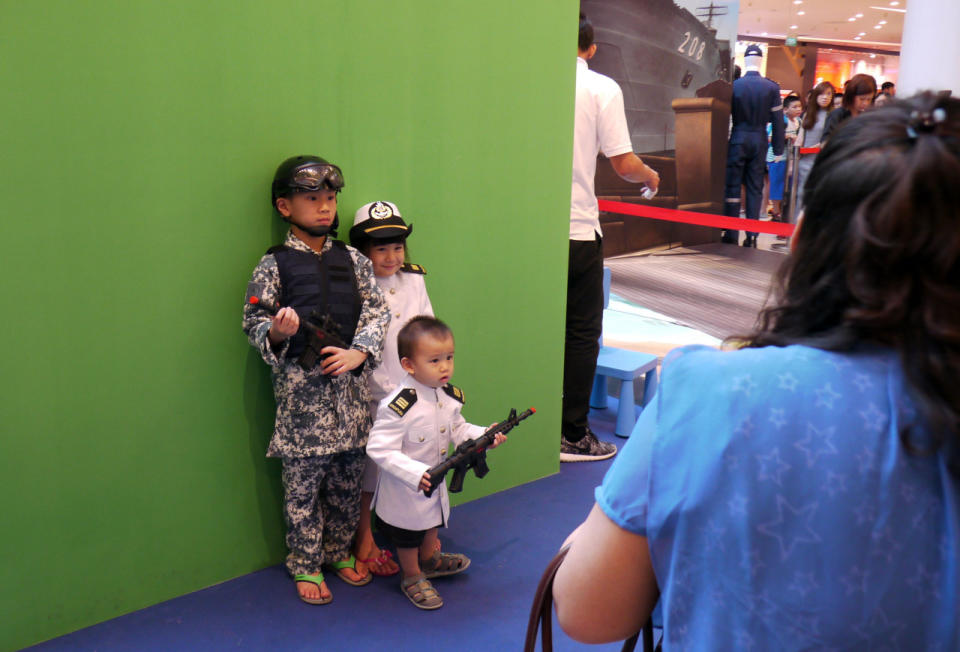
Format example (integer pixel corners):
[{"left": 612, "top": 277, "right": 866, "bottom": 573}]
[{"left": 524, "top": 546, "right": 654, "bottom": 652}]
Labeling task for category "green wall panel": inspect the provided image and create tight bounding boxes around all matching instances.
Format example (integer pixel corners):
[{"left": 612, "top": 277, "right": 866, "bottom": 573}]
[{"left": 0, "top": 2, "right": 576, "bottom": 648}]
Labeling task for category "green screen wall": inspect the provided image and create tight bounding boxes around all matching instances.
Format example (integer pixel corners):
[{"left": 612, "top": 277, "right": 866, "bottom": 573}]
[{"left": 0, "top": 1, "right": 577, "bottom": 648}]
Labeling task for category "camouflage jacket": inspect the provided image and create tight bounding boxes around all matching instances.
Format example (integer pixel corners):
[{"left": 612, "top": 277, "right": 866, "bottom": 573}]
[{"left": 242, "top": 231, "right": 389, "bottom": 458}]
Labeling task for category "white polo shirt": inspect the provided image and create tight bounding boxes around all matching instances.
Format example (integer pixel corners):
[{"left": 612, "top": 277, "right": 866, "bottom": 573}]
[{"left": 570, "top": 56, "right": 634, "bottom": 241}]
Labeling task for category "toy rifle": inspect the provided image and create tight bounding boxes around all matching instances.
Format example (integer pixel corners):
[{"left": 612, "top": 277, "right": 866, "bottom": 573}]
[
  {"left": 247, "top": 296, "right": 351, "bottom": 372},
  {"left": 423, "top": 407, "right": 536, "bottom": 497}
]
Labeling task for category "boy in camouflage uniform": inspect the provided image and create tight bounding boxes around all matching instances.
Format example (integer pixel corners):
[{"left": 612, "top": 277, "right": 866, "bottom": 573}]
[{"left": 242, "top": 155, "right": 389, "bottom": 605}]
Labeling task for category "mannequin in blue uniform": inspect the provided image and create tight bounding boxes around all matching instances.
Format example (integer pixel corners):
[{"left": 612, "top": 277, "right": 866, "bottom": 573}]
[{"left": 722, "top": 44, "right": 785, "bottom": 247}]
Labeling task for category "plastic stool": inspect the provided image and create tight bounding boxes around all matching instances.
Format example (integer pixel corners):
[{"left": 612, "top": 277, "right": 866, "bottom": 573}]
[{"left": 590, "top": 348, "right": 658, "bottom": 437}]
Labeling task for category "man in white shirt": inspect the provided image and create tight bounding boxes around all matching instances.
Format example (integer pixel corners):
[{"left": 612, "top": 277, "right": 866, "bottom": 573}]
[{"left": 561, "top": 13, "right": 659, "bottom": 462}]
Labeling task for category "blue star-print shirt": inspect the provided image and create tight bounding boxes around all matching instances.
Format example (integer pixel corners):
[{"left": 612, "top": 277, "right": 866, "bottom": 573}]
[{"left": 598, "top": 344, "right": 959, "bottom": 650}]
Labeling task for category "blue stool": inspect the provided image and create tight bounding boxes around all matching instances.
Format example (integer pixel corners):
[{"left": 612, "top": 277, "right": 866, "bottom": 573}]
[{"left": 589, "top": 267, "right": 660, "bottom": 437}]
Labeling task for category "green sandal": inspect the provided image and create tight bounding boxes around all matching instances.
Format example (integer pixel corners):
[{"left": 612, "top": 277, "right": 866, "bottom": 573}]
[
  {"left": 328, "top": 555, "right": 372, "bottom": 586},
  {"left": 294, "top": 571, "right": 332, "bottom": 605}
]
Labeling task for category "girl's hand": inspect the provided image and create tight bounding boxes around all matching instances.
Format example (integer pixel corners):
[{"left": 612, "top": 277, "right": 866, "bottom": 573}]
[{"left": 320, "top": 347, "right": 368, "bottom": 375}]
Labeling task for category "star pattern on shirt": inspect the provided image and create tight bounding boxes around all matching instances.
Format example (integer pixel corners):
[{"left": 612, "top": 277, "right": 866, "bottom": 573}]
[
  {"left": 740, "top": 546, "right": 766, "bottom": 579},
  {"left": 840, "top": 565, "right": 869, "bottom": 595},
  {"left": 855, "top": 445, "right": 879, "bottom": 477},
  {"left": 731, "top": 374, "right": 758, "bottom": 397},
  {"left": 756, "top": 448, "right": 791, "bottom": 486},
  {"left": 756, "top": 494, "right": 822, "bottom": 560},
  {"left": 870, "top": 526, "right": 904, "bottom": 563},
  {"left": 852, "top": 373, "right": 874, "bottom": 392},
  {"left": 906, "top": 563, "right": 942, "bottom": 599},
  {"left": 825, "top": 356, "right": 852, "bottom": 372},
  {"left": 703, "top": 519, "right": 727, "bottom": 551},
  {"left": 769, "top": 407, "right": 787, "bottom": 430},
  {"left": 852, "top": 497, "right": 877, "bottom": 526},
  {"left": 859, "top": 402, "right": 886, "bottom": 433},
  {"left": 852, "top": 608, "right": 906, "bottom": 646},
  {"left": 735, "top": 416, "right": 756, "bottom": 439},
  {"left": 787, "top": 571, "right": 820, "bottom": 597},
  {"left": 794, "top": 423, "right": 838, "bottom": 467},
  {"left": 728, "top": 494, "right": 748, "bottom": 516},
  {"left": 823, "top": 471, "right": 848, "bottom": 497},
  {"left": 777, "top": 372, "right": 799, "bottom": 392},
  {"left": 814, "top": 383, "right": 842, "bottom": 409}
]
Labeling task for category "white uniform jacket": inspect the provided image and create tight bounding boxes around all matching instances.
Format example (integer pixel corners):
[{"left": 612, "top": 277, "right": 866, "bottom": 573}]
[
  {"left": 369, "top": 269, "right": 434, "bottom": 403},
  {"left": 366, "top": 375, "right": 485, "bottom": 531}
]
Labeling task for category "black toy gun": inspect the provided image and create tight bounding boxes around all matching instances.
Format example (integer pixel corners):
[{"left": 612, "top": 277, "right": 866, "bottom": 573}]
[
  {"left": 423, "top": 407, "right": 536, "bottom": 497},
  {"left": 247, "top": 296, "right": 349, "bottom": 371}
]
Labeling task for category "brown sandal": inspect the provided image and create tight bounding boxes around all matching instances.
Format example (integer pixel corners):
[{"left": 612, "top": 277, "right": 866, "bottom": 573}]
[
  {"left": 401, "top": 573, "right": 443, "bottom": 610},
  {"left": 421, "top": 550, "right": 471, "bottom": 579}
]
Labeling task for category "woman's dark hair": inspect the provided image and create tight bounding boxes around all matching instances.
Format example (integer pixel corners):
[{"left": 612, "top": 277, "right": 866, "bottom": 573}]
[
  {"left": 578, "top": 12, "right": 594, "bottom": 52},
  {"left": 745, "top": 93, "right": 960, "bottom": 467},
  {"left": 842, "top": 73, "right": 877, "bottom": 111},
  {"left": 802, "top": 81, "right": 835, "bottom": 131}
]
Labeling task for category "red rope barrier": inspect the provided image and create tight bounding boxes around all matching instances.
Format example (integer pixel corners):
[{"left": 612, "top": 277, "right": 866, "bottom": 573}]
[
  {"left": 597, "top": 199, "right": 796, "bottom": 238},
  {"left": 798, "top": 147, "right": 820, "bottom": 155}
]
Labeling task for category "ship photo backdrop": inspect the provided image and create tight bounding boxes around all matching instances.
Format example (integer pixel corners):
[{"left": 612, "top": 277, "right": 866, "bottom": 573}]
[
  {"left": 582, "top": 0, "right": 738, "bottom": 154},
  {"left": 581, "top": 0, "right": 739, "bottom": 255}
]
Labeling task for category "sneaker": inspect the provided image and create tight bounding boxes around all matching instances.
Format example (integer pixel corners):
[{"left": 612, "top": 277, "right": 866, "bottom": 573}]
[{"left": 560, "top": 429, "right": 617, "bottom": 462}]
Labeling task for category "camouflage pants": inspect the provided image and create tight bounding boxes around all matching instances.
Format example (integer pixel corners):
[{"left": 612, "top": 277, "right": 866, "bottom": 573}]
[{"left": 281, "top": 449, "right": 365, "bottom": 576}]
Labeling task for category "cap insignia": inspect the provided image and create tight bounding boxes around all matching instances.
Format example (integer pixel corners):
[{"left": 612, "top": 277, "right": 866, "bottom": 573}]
[{"left": 370, "top": 201, "right": 395, "bottom": 220}]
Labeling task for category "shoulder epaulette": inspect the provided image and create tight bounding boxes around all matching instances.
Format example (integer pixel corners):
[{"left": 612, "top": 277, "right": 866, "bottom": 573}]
[
  {"left": 401, "top": 263, "right": 426, "bottom": 275},
  {"left": 266, "top": 244, "right": 288, "bottom": 255},
  {"left": 388, "top": 388, "right": 418, "bottom": 416},
  {"left": 442, "top": 383, "right": 464, "bottom": 404}
]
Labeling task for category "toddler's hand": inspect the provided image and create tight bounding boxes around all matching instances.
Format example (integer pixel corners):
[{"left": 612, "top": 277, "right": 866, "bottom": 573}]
[
  {"left": 488, "top": 432, "right": 507, "bottom": 449},
  {"left": 320, "top": 347, "right": 369, "bottom": 375},
  {"left": 268, "top": 307, "right": 299, "bottom": 343}
]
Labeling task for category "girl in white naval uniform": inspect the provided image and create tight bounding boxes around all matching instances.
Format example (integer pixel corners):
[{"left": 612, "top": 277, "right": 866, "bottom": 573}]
[
  {"left": 349, "top": 200, "right": 434, "bottom": 577},
  {"left": 366, "top": 316, "right": 506, "bottom": 609}
]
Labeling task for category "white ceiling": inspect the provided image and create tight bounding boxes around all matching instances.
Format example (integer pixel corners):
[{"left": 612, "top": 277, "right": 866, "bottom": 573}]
[{"left": 737, "top": 0, "right": 905, "bottom": 50}]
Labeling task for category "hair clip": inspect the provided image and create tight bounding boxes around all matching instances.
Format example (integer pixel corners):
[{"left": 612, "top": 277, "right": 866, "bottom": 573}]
[{"left": 907, "top": 107, "right": 947, "bottom": 140}]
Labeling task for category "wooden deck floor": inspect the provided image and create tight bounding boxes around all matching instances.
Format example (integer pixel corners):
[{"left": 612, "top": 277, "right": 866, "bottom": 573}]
[{"left": 606, "top": 243, "right": 788, "bottom": 341}]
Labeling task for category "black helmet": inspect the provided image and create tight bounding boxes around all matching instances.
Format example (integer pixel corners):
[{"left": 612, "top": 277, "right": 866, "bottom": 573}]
[{"left": 271, "top": 155, "right": 344, "bottom": 208}]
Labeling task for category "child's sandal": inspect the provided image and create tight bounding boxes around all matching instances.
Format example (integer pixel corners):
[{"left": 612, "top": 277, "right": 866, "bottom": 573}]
[
  {"left": 294, "top": 572, "right": 333, "bottom": 605},
  {"left": 401, "top": 573, "right": 443, "bottom": 610},
  {"left": 421, "top": 550, "right": 471, "bottom": 578}
]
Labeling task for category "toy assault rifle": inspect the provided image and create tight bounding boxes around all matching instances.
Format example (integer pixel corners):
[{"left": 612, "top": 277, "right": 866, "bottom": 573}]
[
  {"left": 247, "top": 296, "right": 351, "bottom": 372},
  {"left": 423, "top": 407, "right": 536, "bottom": 497}
]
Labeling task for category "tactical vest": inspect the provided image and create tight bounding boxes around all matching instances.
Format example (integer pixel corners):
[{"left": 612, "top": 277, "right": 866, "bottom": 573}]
[{"left": 268, "top": 241, "right": 362, "bottom": 359}]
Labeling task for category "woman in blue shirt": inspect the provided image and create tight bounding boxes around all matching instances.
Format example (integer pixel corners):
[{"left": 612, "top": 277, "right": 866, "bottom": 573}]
[{"left": 553, "top": 93, "right": 960, "bottom": 650}]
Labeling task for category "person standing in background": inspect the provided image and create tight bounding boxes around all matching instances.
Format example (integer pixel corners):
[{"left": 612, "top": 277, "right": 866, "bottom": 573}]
[{"left": 562, "top": 12, "right": 659, "bottom": 462}]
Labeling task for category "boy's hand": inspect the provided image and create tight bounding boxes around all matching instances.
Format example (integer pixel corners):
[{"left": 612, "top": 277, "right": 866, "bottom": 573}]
[
  {"left": 487, "top": 432, "right": 507, "bottom": 450},
  {"left": 419, "top": 472, "right": 432, "bottom": 492},
  {"left": 319, "top": 347, "right": 369, "bottom": 376},
  {"left": 268, "top": 307, "right": 299, "bottom": 344}
]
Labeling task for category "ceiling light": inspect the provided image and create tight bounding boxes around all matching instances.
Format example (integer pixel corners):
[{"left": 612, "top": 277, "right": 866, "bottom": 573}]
[
  {"left": 859, "top": 31, "right": 866, "bottom": 35},
  {"left": 790, "top": 24, "right": 798, "bottom": 29},
  {"left": 875, "top": 24, "right": 882, "bottom": 28},
  {"left": 890, "top": 1, "right": 899, "bottom": 5},
  {"left": 856, "top": 13, "right": 864, "bottom": 17},
  {"left": 798, "top": 10, "right": 805, "bottom": 15},
  {"left": 849, "top": 17, "right": 857, "bottom": 21},
  {"left": 879, "top": 19, "right": 887, "bottom": 24},
  {"left": 793, "top": 0, "right": 803, "bottom": 4},
  {"left": 854, "top": 36, "right": 862, "bottom": 40},
  {"left": 762, "top": 31, "right": 768, "bottom": 36},
  {"left": 870, "top": 53, "right": 877, "bottom": 58}
]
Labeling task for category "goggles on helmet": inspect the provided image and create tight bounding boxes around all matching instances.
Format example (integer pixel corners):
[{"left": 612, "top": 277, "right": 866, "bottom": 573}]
[{"left": 289, "top": 163, "right": 344, "bottom": 193}]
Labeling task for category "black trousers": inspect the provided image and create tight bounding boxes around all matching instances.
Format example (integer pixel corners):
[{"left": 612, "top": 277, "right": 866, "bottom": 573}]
[
  {"left": 562, "top": 236, "right": 604, "bottom": 441},
  {"left": 723, "top": 130, "right": 767, "bottom": 240}
]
